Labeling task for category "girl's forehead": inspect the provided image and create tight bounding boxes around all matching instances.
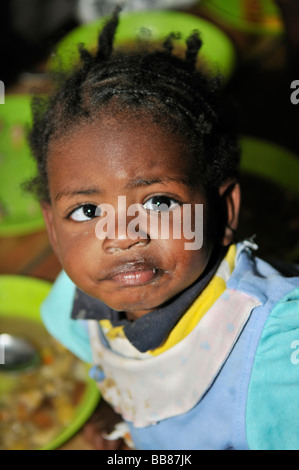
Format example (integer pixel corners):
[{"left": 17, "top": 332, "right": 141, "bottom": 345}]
[{"left": 48, "top": 114, "right": 195, "bottom": 181}]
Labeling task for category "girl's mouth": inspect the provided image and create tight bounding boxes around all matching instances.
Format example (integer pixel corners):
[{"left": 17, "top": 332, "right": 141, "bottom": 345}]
[
  {"left": 110, "top": 268, "right": 158, "bottom": 286},
  {"left": 102, "top": 261, "right": 161, "bottom": 287}
]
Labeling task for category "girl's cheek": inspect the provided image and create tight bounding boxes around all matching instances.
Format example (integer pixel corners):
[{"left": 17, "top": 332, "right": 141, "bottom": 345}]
[{"left": 54, "top": 225, "right": 92, "bottom": 261}]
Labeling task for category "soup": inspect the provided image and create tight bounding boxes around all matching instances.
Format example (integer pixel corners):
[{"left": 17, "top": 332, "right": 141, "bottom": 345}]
[{"left": 0, "top": 316, "right": 87, "bottom": 450}]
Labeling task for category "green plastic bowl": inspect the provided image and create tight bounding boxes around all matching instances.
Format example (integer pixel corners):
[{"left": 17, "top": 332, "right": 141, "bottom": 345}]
[
  {"left": 200, "top": 0, "right": 283, "bottom": 35},
  {"left": 0, "top": 275, "right": 100, "bottom": 450},
  {"left": 240, "top": 136, "right": 299, "bottom": 262},
  {"left": 240, "top": 136, "right": 299, "bottom": 196},
  {"left": 0, "top": 95, "right": 44, "bottom": 237},
  {"left": 49, "top": 10, "right": 236, "bottom": 81}
]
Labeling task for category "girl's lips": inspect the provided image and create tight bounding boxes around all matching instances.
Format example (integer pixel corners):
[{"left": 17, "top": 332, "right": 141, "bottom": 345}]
[
  {"left": 102, "top": 261, "right": 160, "bottom": 286},
  {"left": 110, "top": 268, "right": 158, "bottom": 286}
]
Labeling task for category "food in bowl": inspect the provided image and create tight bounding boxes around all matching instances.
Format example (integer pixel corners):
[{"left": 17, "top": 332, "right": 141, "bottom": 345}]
[{"left": 0, "top": 317, "right": 87, "bottom": 450}]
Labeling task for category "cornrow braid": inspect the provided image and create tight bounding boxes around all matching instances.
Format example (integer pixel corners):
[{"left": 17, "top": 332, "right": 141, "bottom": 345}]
[
  {"left": 96, "top": 5, "right": 121, "bottom": 61},
  {"left": 27, "top": 8, "right": 240, "bottom": 203}
]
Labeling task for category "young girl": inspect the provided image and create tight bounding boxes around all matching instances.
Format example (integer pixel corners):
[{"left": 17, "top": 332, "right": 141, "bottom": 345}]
[{"left": 27, "top": 9, "right": 299, "bottom": 450}]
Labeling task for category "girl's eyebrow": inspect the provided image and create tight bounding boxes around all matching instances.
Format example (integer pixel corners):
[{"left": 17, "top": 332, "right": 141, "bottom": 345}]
[
  {"left": 55, "top": 176, "right": 191, "bottom": 201},
  {"left": 55, "top": 188, "right": 102, "bottom": 202},
  {"left": 125, "top": 176, "right": 191, "bottom": 188}
]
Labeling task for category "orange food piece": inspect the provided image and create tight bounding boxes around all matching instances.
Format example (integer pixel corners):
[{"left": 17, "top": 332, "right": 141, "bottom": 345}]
[
  {"left": 41, "top": 347, "right": 54, "bottom": 365},
  {"left": 42, "top": 355, "right": 54, "bottom": 365},
  {"left": 31, "top": 409, "right": 53, "bottom": 429},
  {"left": 71, "top": 381, "right": 85, "bottom": 405},
  {"left": 17, "top": 403, "right": 30, "bottom": 422}
]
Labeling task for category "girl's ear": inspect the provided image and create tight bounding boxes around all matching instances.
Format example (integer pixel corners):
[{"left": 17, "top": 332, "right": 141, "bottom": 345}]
[
  {"left": 41, "top": 202, "right": 59, "bottom": 256},
  {"left": 218, "top": 179, "right": 241, "bottom": 246}
]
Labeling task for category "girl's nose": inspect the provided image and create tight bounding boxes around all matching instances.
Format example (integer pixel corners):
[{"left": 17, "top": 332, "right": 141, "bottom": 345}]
[
  {"left": 103, "top": 235, "right": 149, "bottom": 253},
  {"left": 102, "top": 221, "right": 150, "bottom": 253}
]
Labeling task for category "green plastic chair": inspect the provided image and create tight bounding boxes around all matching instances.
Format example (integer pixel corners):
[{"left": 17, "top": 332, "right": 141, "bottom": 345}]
[
  {"left": 0, "top": 95, "right": 44, "bottom": 236},
  {"left": 200, "top": 0, "right": 283, "bottom": 36},
  {"left": 241, "top": 136, "right": 299, "bottom": 196},
  {"left": 240, "top": 135, "right": 299, "bottom": 262}
]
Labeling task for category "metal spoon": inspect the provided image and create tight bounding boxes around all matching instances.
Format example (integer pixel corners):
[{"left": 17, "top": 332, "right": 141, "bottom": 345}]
[{"left": 0, "top": 334, "right": 40, "bottom": 372}]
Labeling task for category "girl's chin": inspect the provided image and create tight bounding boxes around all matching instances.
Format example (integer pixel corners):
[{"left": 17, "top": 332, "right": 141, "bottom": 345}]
[
  {"left": 97, "top": 285, "right": 166, "bottom": 317},
  {"left": 103, "top": 296, "right": 164, "bottom": 319},
  {"left": 107, "top": 302, "right": 157, "bottom": 320}
]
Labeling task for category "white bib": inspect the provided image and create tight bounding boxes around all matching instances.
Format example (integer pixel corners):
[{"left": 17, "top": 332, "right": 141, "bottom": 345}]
[{"left": 88, "top": 288, "right": 261, "bottom": 427}]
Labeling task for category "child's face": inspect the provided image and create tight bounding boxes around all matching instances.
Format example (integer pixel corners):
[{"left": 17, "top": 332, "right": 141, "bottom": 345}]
[{"left": 43, "top": 113, "right": 217, "bottom": 320}]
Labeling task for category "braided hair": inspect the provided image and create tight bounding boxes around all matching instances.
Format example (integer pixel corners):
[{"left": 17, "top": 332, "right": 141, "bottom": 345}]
[{"left": 28, "top": 7, "right": 240, "bottom": 203}]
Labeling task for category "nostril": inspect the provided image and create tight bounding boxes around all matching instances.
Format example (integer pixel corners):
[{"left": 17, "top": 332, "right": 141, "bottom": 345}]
[
  {"left": 106, "top": 246, "right": 123, "bottom": 254},
  {"left": 103, "top": 231, "right": 150, "bottom": 253},
  {"left": 134, "top": 240, "right": 148, "bottom": 247},
  {"left": 105, "top": 238, "right": 149, "bottom": 253}
]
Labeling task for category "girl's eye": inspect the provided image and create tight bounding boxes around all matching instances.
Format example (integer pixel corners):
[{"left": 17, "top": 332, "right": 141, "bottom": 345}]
[
  {"left": 143, "top": 196, "right": 180, "bottom": 212},
  {"left": 69, "top": 204, "right": 99, "bottom": 222}
]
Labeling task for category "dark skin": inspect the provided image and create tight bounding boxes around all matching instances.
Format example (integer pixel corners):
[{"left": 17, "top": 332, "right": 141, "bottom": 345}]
[
  {"left": 42, "top": 116, "right": 215, "bottom": 320},
  {"left": 42, "top": 112, "right": 241, "bottom": 449},
  {"left": 84, "top": 400, "right": 130, "bottom": 450}
]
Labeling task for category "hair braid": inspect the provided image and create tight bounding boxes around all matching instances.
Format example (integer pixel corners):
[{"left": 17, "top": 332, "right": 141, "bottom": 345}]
[{"left": 96, "top": 6, "right": 121, "bottom": 61}]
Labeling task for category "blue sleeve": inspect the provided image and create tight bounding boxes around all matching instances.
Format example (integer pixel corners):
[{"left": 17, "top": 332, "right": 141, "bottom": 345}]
[
  {"left": 246, "top": 287, "right": 299, "bottom": 450},
  {"left": 40, "top": 271, "right": 93, "bottom": 364}
]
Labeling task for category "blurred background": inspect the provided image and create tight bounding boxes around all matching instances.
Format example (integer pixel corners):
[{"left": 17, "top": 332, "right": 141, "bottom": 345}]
[
  {"left": 0, "top": 0, "right": 298, "bottom": 268},
  {"left": 0, "top": 0, "right": 298, "bottom": 450}
]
